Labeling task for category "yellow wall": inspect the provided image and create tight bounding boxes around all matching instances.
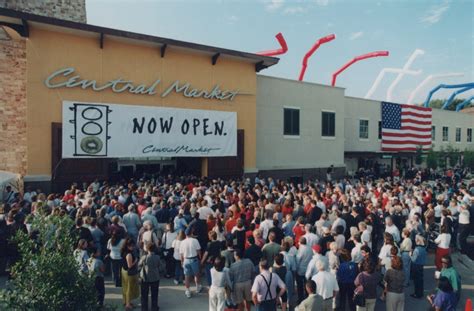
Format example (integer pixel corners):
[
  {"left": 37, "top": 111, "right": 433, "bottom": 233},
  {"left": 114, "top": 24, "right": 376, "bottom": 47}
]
[{"left": 26, "top": 27, "right": 257, "bottom": 176}]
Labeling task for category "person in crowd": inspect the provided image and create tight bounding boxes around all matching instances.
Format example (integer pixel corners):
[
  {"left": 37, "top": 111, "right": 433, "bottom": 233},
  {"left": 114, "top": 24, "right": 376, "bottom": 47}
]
[
  {"left": 379, "top": 233, "right": 396, "bottom": 274},
  {"left": 123, "top": 204, "right": 142, "bottom": 242},
  {"left": 294, "top": 280, "right": 322, "bottom": 311},
  {"left": 179, "top": 227, "right": 202, "bottom": 298},
  {"left": 457, "top": 202, "right": 470, "bottom": 254},
  {"left": 162, "top": 222, "right": 177, "bottom": 278},
  {"left": 399, "top": 228, "right": 412, "bottom": 287},
  {"left": 439, "top": 255, "right": 461, "bottom": 304},
  {"left": 138, "top": 242, "right": 161, "bottom": 311},
  {"left": 121, "top": 237, "right": 140, "bottom": 310},
  {"left": 209, "top": 256, "right": 232, "bottom": 311},
  {"left": 311, "top": 259, "right": 339, "bottom": 311},
  {"left": 171, "top": 230, "right": 185, "bottom": 285},
  {"left": 427, "top": 276, "right": 457, "bottom": 311},
  {"left": 88, "top": 246, "right": 105, "bottom": 307},
  {"left": 410, "top": 235, "right": 427, "bottom": 299},
  {"left": 296, "top": 237, "right": 313, "bottom": 304},
  {"left": 244, "top": 236, "right": 262, "bottom": 270},
  {"left": 354, "top": 259, "right": 381, "bottom": 311},
  {"left": 383, "top": 256, "right": 405, "bottom": 311},
  {"left": 251, "top": 259, "right": 286, "bottom": 311},
  {"left": 229, "top": 249, "right": 254, "bottom": 311},
  {"left": 107, "top": 231, "right": 125, "bottom": 287},
  {"left": 434, "top": 224, "right": 451, "bottom": 271},
  {"left": 337, "top": 249, "right": 358, "bottom": 311},
  {"left": 74, "top": 238, "right": 89, "bottom": 274},
  {"left": 271, "top": 254, "right": 288, "bottom": 311},
  {"left": 262, "top": 231, "right": 280, "bottom": 267},
  {"left": 202, "top": 230, "right": 223, "bottom": 286}
]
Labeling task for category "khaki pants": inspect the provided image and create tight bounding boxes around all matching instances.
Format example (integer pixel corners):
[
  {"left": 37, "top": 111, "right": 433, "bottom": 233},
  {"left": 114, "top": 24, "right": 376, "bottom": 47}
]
[
  {"left": 386, "top": 292, "right": 404, "bottom": 311},
  {"left": 209, "top": 286, "right": 226, "bottom": 311},
  {"left": 356, "top": 298, "right": 376, "bottom": 311}
]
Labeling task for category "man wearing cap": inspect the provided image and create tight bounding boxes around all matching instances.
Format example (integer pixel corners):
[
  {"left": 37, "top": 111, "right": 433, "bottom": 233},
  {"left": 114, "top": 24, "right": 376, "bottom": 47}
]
[{"left": 251, "top": 259, "right": 286, "bottom": 311}]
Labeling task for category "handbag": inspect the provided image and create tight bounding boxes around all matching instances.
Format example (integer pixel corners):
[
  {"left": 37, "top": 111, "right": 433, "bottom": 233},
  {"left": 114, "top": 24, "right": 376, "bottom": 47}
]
[{"left": 353, "top": 273, "right": 366, "bottom": 307}]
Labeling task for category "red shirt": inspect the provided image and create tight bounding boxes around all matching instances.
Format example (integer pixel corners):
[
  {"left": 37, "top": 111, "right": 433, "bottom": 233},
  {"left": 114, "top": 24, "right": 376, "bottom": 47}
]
[
  {"left": 225, "top": 218, "right": 237, "bottom": 233},
  {"left": 282, "top": 205, "right": 293, "bottom": 218},
  {"left": 293, "top": 224, "right": 305, "bottom": 248},
  {"left": 137, "top": 204, "right": 147, "bottom": 217}
]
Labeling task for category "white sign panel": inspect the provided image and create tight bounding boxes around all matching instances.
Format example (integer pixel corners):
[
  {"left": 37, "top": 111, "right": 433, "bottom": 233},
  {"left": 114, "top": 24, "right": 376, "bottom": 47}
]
[{"left": 62, "top": 101, "right": 237, "bottom": 158}]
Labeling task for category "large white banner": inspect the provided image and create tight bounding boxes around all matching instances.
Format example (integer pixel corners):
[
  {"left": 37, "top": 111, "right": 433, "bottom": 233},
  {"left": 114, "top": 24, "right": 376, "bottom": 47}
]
[{"left": 62, "top": 101, "right": 237, "bottom": 158}]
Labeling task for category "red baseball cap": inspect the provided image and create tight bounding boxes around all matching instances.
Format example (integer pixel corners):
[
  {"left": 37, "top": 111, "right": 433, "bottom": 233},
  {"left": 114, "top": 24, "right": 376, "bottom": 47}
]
[{"left": 312, "top": 244, "right": 321, "bottom": 253}]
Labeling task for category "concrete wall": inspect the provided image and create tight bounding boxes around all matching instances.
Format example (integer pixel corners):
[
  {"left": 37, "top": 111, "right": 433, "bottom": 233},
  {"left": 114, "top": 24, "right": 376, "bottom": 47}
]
[
  {"left": 256, "top": 75, "right": 346, "bottom": 173},
  {"left": 344, "top": 97, "right": 474, "bottom": 153}
]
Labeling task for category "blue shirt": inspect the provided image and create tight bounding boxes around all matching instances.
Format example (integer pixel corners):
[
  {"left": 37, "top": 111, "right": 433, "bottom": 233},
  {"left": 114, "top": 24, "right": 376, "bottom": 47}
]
[
  {"left": 433, "top": 290, "right": 457, "bottom": 311},
  {"left": 337, "top": 261, "right": 358, "bottom": 284},
  {"left": 411, "top": 246, "right": 427, "bottom": 265}
]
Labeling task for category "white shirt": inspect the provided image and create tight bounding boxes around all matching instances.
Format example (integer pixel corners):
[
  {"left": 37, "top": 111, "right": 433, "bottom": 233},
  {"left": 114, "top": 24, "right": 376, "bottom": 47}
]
[
  {"left": 172, "top": 239, "right": 183, "bottom": 260},
  {"left": 303, "top": 232, "right": 320, "bottom": 248},
  {"left": 197, "top": 206, "right": 214, "bottom": 220},
  {"left": 409, "top": 205, "right": 422, "bottom": 220},
  {"left": 361, "top": 229, "right": 372, "bottom": 249},
  {"left": 107, "top": 239, "right": 125, "bottom": 260},
  {"left": 351, "top": 242, "right": 363, "bottom": 263},
  {"left": 434, "top": 204, "right": 443, "bottom": 218},
  {"left": 378, "top": 244, "right": 393, "bottom": 265},
  {"left": 459, "top": 209, "right": 470, "bottom": 224},
  {"left": 179, "top": 237, "right": 201, "bottom": 258},
  {"left": 385, "top": 224, "right": 400, "bottom": 243},
  {"left": 311, "top": 271, "right": 339, "bottom": 299},
  {"left": 435, "top": 233, "right": 451, "bottom": 249},
  {"left": 260, "top": 219, "right": 274, "bottom": 240},
  {"left": 331, "top": 218, "right": 346, "bottom": 234},
  {"left": 162, "top": 231, "right": 178, "bottom": 249}
]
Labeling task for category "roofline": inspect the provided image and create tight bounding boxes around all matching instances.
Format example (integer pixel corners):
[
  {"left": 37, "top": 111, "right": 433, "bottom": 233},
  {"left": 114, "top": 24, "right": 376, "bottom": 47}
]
[{"left": 0, "top": 8, "right": 279, "bottom": 71}]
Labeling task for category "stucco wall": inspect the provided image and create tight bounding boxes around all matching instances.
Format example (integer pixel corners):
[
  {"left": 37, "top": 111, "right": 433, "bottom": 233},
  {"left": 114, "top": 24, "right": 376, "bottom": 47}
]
[
  {"left": 26, "top": 27, "right": 258, "bottom": 178},
  {"left": 256, "top": 75, "right": 346, "bottom": 171},
  {"left": 344, "top": 97, "right": 474, "bottom": 152}
]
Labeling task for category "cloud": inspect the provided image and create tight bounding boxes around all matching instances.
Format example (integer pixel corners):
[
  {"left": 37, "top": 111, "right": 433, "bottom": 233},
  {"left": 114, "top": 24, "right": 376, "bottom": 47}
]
[
  {"left": 264, "top": 0, "right": 284, "bottom": 11},
  {"left": 420, "top": 1, "right": 450, "bottom": 25},
  {"left": 283, "top": 6, "right": 307, "bottom": 14},
  {"left": 315, "top": 0, "right": 329, "bottom": 6},
  {"left": 350, "top": 31, "right": 364, "bottom": 40}
]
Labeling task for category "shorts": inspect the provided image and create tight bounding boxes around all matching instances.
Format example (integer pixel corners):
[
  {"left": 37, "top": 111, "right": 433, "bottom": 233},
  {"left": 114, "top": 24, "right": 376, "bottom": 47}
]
[
  {"left": 232, "top": 280, "right": 252, "bottom": 303},
  {"left": 183, "top": 258, "right": 200, "bottom": 276}
]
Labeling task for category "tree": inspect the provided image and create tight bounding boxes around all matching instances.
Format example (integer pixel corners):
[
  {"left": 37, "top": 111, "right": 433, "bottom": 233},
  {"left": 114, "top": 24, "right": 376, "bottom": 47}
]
[
  {"left": 464, "top": 149, "right": 474, "bottom": 170},
  {"left": 0, "top": 212, "right": 99, "bottom": 310},
  {"left": 426, "top": 149, "right": 438, "bottom": 169},
  {"left": 425, "top": 98, "right": 466, "bottom": 111},
  {"left": 415, "top": 145, "right": 423, "bottom": 165}
]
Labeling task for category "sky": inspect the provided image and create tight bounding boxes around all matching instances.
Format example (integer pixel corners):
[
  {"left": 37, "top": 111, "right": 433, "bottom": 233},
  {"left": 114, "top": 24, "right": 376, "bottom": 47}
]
[{"left": 86, "top": 0, "right": 473, "bottom": 105}]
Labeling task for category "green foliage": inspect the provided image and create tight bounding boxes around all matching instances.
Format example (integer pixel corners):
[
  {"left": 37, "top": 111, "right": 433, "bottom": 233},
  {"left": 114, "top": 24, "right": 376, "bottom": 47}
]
[
  {"left": 427, "top": 98, "right": 465, "bottom": 110},
  {"left": 415, "top": 146, "right": 423, "bottom": 165},
  {"left": 0, "top": 213, "right": 99, "bottom": 311},
  {"left": 426, "top": 148, "right": 439, "bottom": 169},
  {"left": 464, "top": 149, "right": 474, "bottom": 170}
]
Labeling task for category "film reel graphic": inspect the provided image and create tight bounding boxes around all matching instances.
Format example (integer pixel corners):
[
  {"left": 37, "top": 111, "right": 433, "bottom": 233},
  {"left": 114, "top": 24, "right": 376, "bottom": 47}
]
[{"left": 69, "top": 103, "right": 112, "bottom": 156}]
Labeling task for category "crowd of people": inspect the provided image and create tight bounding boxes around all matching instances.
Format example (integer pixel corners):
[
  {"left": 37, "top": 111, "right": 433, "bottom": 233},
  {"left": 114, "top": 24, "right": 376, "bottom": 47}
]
[{"left": 0, "top": 167, "right": 473, "bottom": 311}]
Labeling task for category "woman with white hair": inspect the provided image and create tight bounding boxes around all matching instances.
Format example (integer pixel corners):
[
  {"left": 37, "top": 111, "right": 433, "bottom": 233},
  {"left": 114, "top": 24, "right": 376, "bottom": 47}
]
[{"left": 139, "top": 220, "right": 159, "bottom": 255}]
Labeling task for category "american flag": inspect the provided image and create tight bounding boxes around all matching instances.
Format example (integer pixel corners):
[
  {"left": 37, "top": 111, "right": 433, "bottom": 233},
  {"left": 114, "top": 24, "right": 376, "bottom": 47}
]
[{"left": 381, "top": 102, "right": 432, "bottom": 152}]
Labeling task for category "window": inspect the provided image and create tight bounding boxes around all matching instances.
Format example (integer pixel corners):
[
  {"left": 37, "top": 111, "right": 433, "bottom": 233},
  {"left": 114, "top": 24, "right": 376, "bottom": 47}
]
[
  {"left": 359, "top": 120, "right": 369, "bottom": 139},
  {"left": 283, "top": 108, "right": 300, "bottom": 136},
  {"left": 431, "top": 126, "right": 436, "bottom": 141},
  {"left": 442, "top": 126, "right": 449, "bottom": 142},
  {"left": 321, "top": 111, "right": 335, "bottom": 137},
  {"left": 468, "top": 128, "right": 472, "bottom": 143},
  {"left": 455, "top": 128, "right": 461, "bottom": 142},
  {"left": 378, "top": 121, "right": 382, "bottom": 140}
]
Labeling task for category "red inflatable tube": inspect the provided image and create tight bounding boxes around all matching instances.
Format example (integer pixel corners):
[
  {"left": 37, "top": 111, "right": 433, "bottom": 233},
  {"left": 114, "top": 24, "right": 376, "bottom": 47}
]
[
  {"left": 331, "top": 50, "right": 389, "bottom": 86},
  {"left": 256, "top": 33, "right": 288, "bottom": 57},
  {"left": 298, "top": 34, "right": 336, "bottom": 81}
]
